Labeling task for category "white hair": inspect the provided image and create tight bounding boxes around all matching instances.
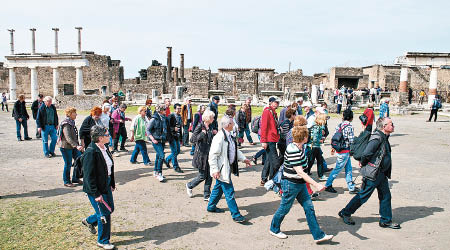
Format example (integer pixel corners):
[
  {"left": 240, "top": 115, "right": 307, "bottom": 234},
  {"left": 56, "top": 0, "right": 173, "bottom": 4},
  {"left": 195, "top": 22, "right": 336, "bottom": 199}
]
[
  {"left": 220, "top": 115, "right": 233, "bottom": 129},
  {"left": 43, "top": 96, "right": 52, "bottom": 102},
  {"left": 202, "top": 110, "right": 215, "bottom": 121}
]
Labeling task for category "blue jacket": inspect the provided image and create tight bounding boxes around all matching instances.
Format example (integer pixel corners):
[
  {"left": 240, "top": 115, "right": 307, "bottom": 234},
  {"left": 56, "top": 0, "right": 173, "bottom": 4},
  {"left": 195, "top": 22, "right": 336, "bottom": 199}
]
[{"left": 147, "top": 112, "right": 167, "bottom": 142}]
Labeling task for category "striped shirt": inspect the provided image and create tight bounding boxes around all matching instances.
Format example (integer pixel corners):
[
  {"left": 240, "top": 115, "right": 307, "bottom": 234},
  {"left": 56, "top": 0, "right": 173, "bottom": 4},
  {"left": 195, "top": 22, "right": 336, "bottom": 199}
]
[{"left": 282, "top": 143, "right": 308, "bottom": 184}]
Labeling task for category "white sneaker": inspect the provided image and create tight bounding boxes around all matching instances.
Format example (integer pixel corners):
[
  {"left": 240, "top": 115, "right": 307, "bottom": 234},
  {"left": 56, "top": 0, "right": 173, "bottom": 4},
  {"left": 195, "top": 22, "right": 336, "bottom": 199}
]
[
  {"left": 97, "top": 242, "right": 115, "bottom": 249},
  {"left": 153, "top": 171, "right": 158, "bottom": 178},
  {"left": 157, "top": 173, "right": 165, "bottom": 182},
  {"left": 315, "top": 234, "right": 333, "bottom": 244},
  {"left": 270, "top": 230, "right": 288, "bottom": 239},
  {"left": 186, "top": 183, "right": 193, "bottom": 198},
  {"left": 319, "top": 176, "right": 328, "bottom": 181}
]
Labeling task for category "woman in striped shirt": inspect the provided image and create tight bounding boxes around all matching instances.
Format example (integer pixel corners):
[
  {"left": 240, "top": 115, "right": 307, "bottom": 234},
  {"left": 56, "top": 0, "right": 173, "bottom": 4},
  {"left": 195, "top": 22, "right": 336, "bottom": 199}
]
[{"left": 270, "top": 126, "right": 333, "bottom": 244}]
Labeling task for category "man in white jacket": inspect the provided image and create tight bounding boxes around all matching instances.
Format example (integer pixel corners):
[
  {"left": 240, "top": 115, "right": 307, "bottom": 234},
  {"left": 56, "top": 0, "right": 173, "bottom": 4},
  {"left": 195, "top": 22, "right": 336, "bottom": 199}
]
[{"left": 207, "top": 116, "right": 251, "bottom": 223}]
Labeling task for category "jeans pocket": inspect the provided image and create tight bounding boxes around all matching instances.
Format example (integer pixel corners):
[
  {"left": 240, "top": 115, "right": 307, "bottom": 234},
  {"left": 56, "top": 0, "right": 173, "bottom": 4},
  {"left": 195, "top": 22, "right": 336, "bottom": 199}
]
[{"left": 281, "top": 180, "right": 289, "bottom": 196}]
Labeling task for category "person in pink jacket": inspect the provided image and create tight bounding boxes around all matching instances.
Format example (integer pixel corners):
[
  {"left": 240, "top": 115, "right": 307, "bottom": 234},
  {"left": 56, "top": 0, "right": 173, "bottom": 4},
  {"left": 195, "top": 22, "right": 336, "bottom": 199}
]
[{"left": 111, "top": 104, "right": 131, "bottom": 154}]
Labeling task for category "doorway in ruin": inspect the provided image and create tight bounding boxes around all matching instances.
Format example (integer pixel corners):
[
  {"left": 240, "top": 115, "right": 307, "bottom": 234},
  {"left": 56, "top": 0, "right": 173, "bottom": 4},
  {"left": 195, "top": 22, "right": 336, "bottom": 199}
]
[{"left": 337, "top": 78, "right": 359, "bottom": 89}]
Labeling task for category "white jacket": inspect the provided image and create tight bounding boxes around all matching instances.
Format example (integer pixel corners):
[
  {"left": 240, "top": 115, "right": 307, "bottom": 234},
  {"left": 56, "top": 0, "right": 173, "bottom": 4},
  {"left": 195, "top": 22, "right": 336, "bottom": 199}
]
[{"left": 209, "top": 130, "right": 246, "bottom": 184}]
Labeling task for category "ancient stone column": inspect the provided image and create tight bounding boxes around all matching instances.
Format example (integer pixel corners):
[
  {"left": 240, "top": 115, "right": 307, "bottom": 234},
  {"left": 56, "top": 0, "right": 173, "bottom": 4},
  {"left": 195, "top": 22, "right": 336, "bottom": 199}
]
[
  {"left": 311, "top": 85, "right": 318, "bottom": 104},
  {"left": 52, "top": 67, "right": 60, "bottom": 97},
  {"left": 428, "top": 67, "right": 438, "bottom": 105},
  {"left": 180, "top": 54, "right": 185, "bottom": 83},
  {"left": 76, "top": 67, "right": 84, "bottom": 95},
  {"left": 213, "top": 76, "right": 218, "bottom": 90},
  {"left": 254, "top": 72, "right": 259, "bottom": 96},
  {"left": 30, "top": 67, "right": 38, "bottom": 100},
  {"left": 52, "top": 28, "right": 59, "bottom": 54},
  {"left": 233, "top": 75, "right": 237, "bottom": 97},
  {"left": 173, "top": 67, "right": 179, "bottom": 86},
  {"left": 30, "top": 28, "right": 36, "bottom": 55},
  {"left": 75, "top": 27, "right": 82, "bottom": 54},
  {"left": 8, "top": 68, "right": 17, "bottom": 100},
  {"left": 399, "top": 67, "right": 408, "bottom": 92},
  {"left": 8, "top": 29, "right": 15, "bottom": 55},
  {"left": 166, "top": 47, "right": 172, "bottom": 82}
]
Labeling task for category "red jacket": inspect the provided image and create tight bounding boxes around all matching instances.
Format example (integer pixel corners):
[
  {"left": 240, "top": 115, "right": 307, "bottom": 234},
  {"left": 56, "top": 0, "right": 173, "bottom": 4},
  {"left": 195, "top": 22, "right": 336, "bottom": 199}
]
[
  {"left": 363, "top": 108, "right": 374, "bottom": 126},
  {"left": 260, "top": 106, "right": 280, "bottom": 143}
]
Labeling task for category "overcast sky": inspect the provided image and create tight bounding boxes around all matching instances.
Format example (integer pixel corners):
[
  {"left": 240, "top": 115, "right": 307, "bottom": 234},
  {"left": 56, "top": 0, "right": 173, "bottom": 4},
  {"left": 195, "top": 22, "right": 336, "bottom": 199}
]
[{"left": 1, "top": 0, "right": 449, "bottom": 78}]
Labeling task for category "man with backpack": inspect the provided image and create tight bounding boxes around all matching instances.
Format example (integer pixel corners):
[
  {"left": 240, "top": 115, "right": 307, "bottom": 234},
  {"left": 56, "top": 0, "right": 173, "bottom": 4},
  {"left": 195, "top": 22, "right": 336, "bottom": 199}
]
[
  {"left": 260, "top": 97, "right": 281, "bottom": 186},
  {"left": 325, "top": 109, "right": 359, "bottom": 194},
  {"left": 427, "top": 95, "right": 442, "bottom": 122},
  {"left": 338, "top": 117, "right": 401, "bottom": 230}
]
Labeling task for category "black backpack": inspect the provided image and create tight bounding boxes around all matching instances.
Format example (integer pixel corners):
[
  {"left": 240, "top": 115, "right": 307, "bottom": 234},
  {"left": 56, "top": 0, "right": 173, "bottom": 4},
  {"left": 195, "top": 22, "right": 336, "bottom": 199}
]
[
  {"left": 72, "top": 154, "right": 85, "bottom": 179},
  {"left": 331, "top": 123, "right": 349, "bottom": 152},
  {"left": 251, "top": 116, "right": 261, "bottom": 133},
  {"left": 350, "top": 130, "right": 371, "bottom": 161}
]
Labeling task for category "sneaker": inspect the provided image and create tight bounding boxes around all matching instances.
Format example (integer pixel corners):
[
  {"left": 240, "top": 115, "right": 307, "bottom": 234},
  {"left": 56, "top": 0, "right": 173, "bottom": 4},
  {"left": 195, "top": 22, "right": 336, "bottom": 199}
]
[
  {"left": 186, "top": 183, "right": 193, "bottom": 198},
  {"left": 319, "top": 176, "right": 328, "bottom": 181},
  {"left": 207, "top": 207, "right": 225, "bottom": 213},
  {"left": 174, "top": 167, "right": 184, "bottom": 173},
  {"left": 157, "top": 173, "right": 165, "bottom": 182},
  {"left": 349, "top": 187, "right": 360, "bottom": 194},
  {"left": 45, "top": 154, "right": 51, "bottom": 158},
  {"left": 315, "top": 234, "right": 333, "bottom": 244},
  {"left": 270, "top": 230, "right": 288, "bottom": 239},
  {"left": 119, "top": 148, "right": 128, "bottom": 152},
  {"left": 379, "top": 221, "right": 401, "bottom": 229},
  {"left": 260, "top": 180, "right": 266, "bottom": 186},
  {"left": 338, "top": 211, "right": 355, "bottom": 225},
  {"left": 252, "top": 157, "right": 257, "bottom": 165},
  {"left": 325, "top": 185, "right": 337, "bottom": 193},
  {"left": 144, "top": 162, "right": 151, "bottom": 166},
  {"left": 311, "top": 192, "right": 319, "bottom": 201},
  {"left": 24, "top": 137, "right": 32, "bottom": 140},
  {"left": 113, "top": 151, "right": 119, "bottom": 157},
  {"left": 82, "top": 218, "right": 97, "bottom": 235},
  {"left": 233, "top": 215, "right": 246, "bottom": 223},
  {"left": 204, "top": 196, "right": 210, "bottom": 202},
  {"left": 49, "top": 152, "right": 56, "bottom": 157},
  {"left": 97, "top": 242, "right": 115, "bottom": 249}
]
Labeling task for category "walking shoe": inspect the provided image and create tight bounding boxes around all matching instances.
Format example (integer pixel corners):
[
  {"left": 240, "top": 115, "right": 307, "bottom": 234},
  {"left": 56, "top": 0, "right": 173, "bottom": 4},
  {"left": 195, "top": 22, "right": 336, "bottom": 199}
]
[
  {"left": 379, "top": 221, "right": 401, "bottom": 229},
  {"left": 338, "top": 211, "right": 355, "bottom": 225},
  {"left": 325, "top": 185, "right": 337, "bottom": 193},
  {"left": 73, "top": 180, "right": 83, "bottom": 185},
  {"left": 119, "top": 148, "right": 128, "bottom": 152},
  {"left": 82, "top": 218, "right": 97, "bottom": 235},
  {"left": 64, "top": 183, "right": 76, "bottom": 187},
  {"left": 270, "top": 230, "right": 288, "bottom": 239},
  {"left": 204, "top": 196, "right": 210, "bottom": 202},
  {"left": 24, "top": 137, "right": 32, "bottom": 140},
  {"left": 97, "top": 242, "right": 115, "bottom": 249},
  {"left": 130, "top": 161, "right": 137, "bottom": 164},
  {"left": 207, "top": 207, "right": 225, "bottom": 213},
  {"left": 324, "top": 168, "right": 333, "bottom": 172},
  {"left": 49, "top": 152, "right": 56, "bottom": 157},
  {"left": 252, "top": 157, "right": 257, "bottom": 165},
  {"left": 17, "top": 138, "right": 23, "bottom": 141},
  {"left": 144, "top": 162, "right": 151, "bottom": 166},
  {"left": 174, "top": 167, "right": 184, "bottom": 173},
  {"left": 157, "top": 173, "right": 165, "bottom": 182},
  {"left": 233, "top": 215, "right": 246, "bottom": 223},
  {"left": 349, "top": 187, "right": 360, "bottom": 194},
  {"left": 45, "top": 154, "right": 51, "bottom": 158},
  {"left": 260, "top": 180, "right": 266, "bottom": 186},
  {"left": 311, "top": 192, "right": 319, "bottom": 201},
  {"left": 186, "top": 183, "right": 193, "bottom": 198},
  {"left": 315, "top": 234, "right": 333, "bottom": 244},
  {"left": 250, "top": 142, "right": 256, "bottom": 145},
  {"left": 318, "top": 176, "right": 328, "bottom": 181},
  {"left": 153, "top": 171, "right": 159, "bottom": 178}
]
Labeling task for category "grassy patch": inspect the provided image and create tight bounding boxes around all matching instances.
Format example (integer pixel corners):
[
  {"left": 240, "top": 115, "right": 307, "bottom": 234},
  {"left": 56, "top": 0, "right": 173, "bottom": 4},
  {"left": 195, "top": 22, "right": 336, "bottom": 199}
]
[{"left": 0, "top": 199, "right": 94, "bottom": 249}]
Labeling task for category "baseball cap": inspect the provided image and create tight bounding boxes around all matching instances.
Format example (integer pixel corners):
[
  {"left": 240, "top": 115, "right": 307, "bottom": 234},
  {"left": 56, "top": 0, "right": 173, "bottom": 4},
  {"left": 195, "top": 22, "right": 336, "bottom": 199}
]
[
  {"left": 269, "top": 96, "right": 280, "bottom": 103},
  {"left": 212, "top": 96, "right": 220, "bottom": 101}
]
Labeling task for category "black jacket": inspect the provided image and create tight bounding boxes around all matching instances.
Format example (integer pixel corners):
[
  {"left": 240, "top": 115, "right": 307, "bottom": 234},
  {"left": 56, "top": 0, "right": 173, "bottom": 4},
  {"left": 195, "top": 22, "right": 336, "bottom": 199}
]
[
  {"left": 79, "top": 116, "right": 98, "bottom": 148},
  {"left": 82, "top": 142, "right": 115, "bottom": 197},
  {"left": 166, "top": 113, "right": 182, "bottom": 141},
  {"left": 36, "top": 104, "right": 58, "bottom": 130},
  {"left": 147, "top": 112, "right": 167, "bottom": 142},
  {"left": 13, "top": 100, "right": 29, "bottom": 120},
  {"left": 31, "top": 100, "right": 42, "bottom": 120},
  {"left": 237, "top": 110, "right": 247, "bottom": 131},
  {"left": 192, "top": 112, "right": 202, "bottom": 132},
  {"left": 208, "top": 102, "right": 218, "bottom": 131},
  {"left": 191, "top": 122, "right": 214, "bottom": 170},
  {"left": 361, "top": 130, "right": 392, "bottom": 179}
]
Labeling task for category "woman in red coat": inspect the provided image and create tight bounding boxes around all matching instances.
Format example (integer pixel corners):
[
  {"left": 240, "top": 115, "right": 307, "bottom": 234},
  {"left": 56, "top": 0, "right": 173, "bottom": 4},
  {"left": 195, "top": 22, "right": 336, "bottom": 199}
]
[{"left": 362, "top": 103, "right": 374, "bottom": 131}]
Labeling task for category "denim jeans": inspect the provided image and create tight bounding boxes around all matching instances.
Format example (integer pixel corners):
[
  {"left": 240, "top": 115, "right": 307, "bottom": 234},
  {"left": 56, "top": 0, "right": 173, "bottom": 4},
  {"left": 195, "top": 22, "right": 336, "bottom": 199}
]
[
  {"left": 86, "top": 177, "right": 115, "bottom": 244},
  {"left": 270, "top": 179, "right": 326, "bottom": 240},
  {"left": 152, "top": 142, "right": 165, "bottom": 173},
  {"left": 166, "top": 139, "right": 180, "bottom": 168},
  {"left": 190, "top": 145, "right": 195, "bottom": 155},
  {"left": 183, "top": 119, "right": 191, "bottom": 145},
  {"left": 254, "top": 135, "right": 266, "bottom": 163},
  {"left": 15, "top": 118, "right": 29, "bottom": 139},
  {"left": 207, "top": 179, "right": 242, "bottom": 219},
  {"left": 113, "top": 125, "right": 127, "bottom": 150},
  {"left": 244, "top": 123, "right": 254, "bottom": 143},
  {"left": 187, "top": 167, "right": 212, "bottom": 198},
  {"left": 325, "top": 152, "right": 355, "bottom": 191},
  {"left": 262, "top": 142, "right": 279, "bottom": 182},
  {"left": 60, "top": 147, "right": 81, "bottom": 184},
  {"left": 130, "top": 140, "right": 151, "bottom": 165},
  {"left": 340, "top": 172, "right": 392, "bottom": 223},
  {"left": 42, "top": 125, "right": 58, "bottom": 156}
]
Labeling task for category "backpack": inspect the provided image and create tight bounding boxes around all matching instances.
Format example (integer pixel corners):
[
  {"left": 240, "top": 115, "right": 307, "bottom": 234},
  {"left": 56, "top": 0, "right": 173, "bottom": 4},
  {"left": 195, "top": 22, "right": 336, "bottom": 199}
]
[
  {"left": 72, "top": 153, "right": 85, "bottom": 179},
  {"left": 331, "top": 123, "right": 349, "bottom": 152},
  {"left": 434, "top": 99, "right": 442, "bottom": 109},
  {"left": 251, "top": 116, "right": 261, "bottom": 133},
  {"left": 350, "top": 130, "right": 371, "bottom": 161}
]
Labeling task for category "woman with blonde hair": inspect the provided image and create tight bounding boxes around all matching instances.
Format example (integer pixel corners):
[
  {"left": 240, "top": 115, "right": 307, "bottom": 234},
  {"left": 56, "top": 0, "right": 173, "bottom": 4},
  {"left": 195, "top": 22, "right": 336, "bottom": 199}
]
[
  {"left": 307, "top": 113, "right": 328, "bottom": 181},
  {"left": 130, "top": 106, "right": 151, "bottom": 166}
]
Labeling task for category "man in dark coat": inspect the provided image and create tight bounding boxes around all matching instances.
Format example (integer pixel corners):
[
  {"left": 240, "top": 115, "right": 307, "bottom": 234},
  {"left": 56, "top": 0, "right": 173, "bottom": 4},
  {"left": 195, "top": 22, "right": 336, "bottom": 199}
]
[
  {"left": 36, "top": 96, "right": 59, "bottom": 157},
  {"left": 13, "top": 94, "right": 31, "bottom": 141},
  {"left": 31, "top": 94, "right": 44, "bottom": 138}
]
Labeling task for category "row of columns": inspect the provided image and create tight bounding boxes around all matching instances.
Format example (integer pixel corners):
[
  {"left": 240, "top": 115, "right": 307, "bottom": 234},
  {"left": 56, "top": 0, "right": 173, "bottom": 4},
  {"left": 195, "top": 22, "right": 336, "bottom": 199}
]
[
  {"left": 399, "top": 66, "right": 438, "bottom": 105},
  {"left": 8, "top": 67, "right": 84, "bottom": 101}
]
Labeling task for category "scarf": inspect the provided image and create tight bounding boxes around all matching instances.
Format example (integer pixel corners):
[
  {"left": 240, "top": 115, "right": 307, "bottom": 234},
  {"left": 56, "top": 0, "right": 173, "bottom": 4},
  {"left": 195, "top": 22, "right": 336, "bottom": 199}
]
[{"left": 59, "top": 117, "right": 78, "bottom": 139}]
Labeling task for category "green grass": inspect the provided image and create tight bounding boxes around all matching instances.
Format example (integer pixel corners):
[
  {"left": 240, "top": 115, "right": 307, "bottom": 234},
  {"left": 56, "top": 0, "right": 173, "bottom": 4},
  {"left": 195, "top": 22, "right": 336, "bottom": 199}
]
[{"left": 0, "top": 199, "right": 93, "bottom": 249}]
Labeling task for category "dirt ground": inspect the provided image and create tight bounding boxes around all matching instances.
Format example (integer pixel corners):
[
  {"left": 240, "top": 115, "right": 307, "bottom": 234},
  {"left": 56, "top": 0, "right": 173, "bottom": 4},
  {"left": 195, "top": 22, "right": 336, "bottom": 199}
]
[{"left": 1, "top": 110, "right": 449, "bottom": 250}]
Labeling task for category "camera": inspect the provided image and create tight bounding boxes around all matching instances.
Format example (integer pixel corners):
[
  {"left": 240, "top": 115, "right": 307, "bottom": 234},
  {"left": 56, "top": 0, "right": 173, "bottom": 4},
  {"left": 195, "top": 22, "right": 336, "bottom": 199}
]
[{"left": 100, "top": 216, "right": 107, "bottom": 224}]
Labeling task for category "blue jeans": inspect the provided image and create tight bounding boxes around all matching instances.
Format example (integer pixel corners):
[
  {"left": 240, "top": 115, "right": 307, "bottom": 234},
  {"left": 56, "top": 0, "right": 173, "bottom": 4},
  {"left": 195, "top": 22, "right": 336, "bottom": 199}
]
[
  {"left": 166, "top": 139, "right": 180, "bottom": 168},
  {"left": 207, "top": 179, "right": 242, "bottom": 219},
  {"left": 130, "top": 140, "right": 151, "bottom": 164},
  {"left": 86, "top": 177, "right": 115, "bottom": 244},
  {"left": 183, "top": 120, "right": 191, "bottom": 145},
  {"left": 340, "top": 172, "right": 392, "bottom": 223},
  {"left": 244, "top": 123, "right": 254, "bottom": 143},
  {"left": 325, "top": 152, "right": 355, "bottom": 191},
  {"left": 270, "top": 179, "right": 325, "bottom": 240},
  {"left": 60, "top": 148, "right": 81, "bottom": 184},
  {"left": 152, "top": 142, "right": 165, "bottom": 173},
  {"left": 42, "top": 125, "right": 58, "bottom": 156},
  {"left": 190, "top": 145, "right": 195, "bottom": 155},
  {"left": 254, "top": 135, "right": 266, "bottom": 163},
  {"left": 15, "top": 118, "right": 29, "bottom": 139}
]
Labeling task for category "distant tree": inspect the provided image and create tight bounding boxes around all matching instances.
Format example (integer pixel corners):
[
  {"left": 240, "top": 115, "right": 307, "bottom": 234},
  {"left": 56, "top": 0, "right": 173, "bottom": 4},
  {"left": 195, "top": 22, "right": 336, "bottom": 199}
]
[{"left": 152, "top": 60, "right": 162, "bottom": 66}]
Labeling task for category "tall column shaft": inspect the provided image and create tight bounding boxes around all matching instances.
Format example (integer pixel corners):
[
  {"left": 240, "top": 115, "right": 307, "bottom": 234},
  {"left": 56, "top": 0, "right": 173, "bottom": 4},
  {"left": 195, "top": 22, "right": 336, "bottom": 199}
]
[
  {"left": 399, "top": 67, "right": 408, "bottom": 93},
  {"left": 173, "top": 68, "right": 179, "bottom": 86},
  {"left": 30, "top": 67, "right": 38, "bottom": 100},
  {"left": 52, "top": 68, "right": 59, "bottom": 97},
  {"left": 8, "top": 29, "right": 15, "bottom": 55},
  {"left": 9, "top": 68, "right": 17, "bottom": 100},
  {"left": 167, "top": 47, "right": 172, "bottom": 82},
  {"left": 30, "top": 28, "right": 36, "bottom": 55},
  {"left": 75, "top": 27, "right": 82, "bottom": 54},
  {"left": 76, "top": 67, "right": 83, "bottom": 95},
  {"left": 428, "top": 68, "right": 438, "bottom": 105},
  {"left": 52, "top": 28, "right": 59, "bottom": 54},
  {"left": 180, "top": 54, "right": 185, "bottom": 82}
]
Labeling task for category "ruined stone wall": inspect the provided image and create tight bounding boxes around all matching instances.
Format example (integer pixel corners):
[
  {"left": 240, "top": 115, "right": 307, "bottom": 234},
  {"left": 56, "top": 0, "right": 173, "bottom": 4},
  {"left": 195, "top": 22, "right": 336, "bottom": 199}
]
[
  {"left": 54, "top": 95, "right": 106, "bottom": 110},
  {"left": 184, "top": 68, "right": 210, "bottom": 98},
  {"left": 217, "top": 69, "right": 275, "bottom": 97},
  {"left": 275, "top": 71, "right": 313, "bottom": 94},
  {"left": 0, "top": 65, "right": 9, "bottom": 93}
]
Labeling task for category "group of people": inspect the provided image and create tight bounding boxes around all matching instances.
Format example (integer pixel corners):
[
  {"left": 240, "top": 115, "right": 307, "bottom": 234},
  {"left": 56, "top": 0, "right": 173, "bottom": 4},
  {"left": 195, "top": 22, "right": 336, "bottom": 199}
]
[{"left": 9, "top": 92, "right": 403, "bottom": 249}]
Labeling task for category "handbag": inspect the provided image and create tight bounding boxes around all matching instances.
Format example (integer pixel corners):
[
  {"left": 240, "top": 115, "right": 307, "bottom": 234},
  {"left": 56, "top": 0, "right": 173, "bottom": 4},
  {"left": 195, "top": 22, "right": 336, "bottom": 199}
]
[
  {"left": 73, "top": 154, "right": 85, "bottom": 179},
  {"left": 359, "top": 114, "right": 368, "bottom": 126},
  {"left": 360, "top": 138, "right": 386, "bottom": 181}
]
